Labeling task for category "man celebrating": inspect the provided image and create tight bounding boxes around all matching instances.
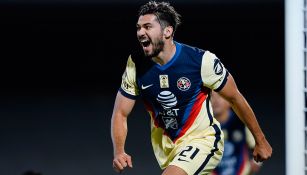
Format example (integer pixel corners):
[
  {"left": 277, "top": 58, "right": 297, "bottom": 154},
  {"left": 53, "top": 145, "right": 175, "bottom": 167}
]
[{"left": 111, "top": 1, "right": 272, "bottom": 175}]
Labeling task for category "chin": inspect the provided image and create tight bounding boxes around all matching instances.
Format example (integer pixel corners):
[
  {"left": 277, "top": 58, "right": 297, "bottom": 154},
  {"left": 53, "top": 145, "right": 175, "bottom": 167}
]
[
  {"left": 144, "top": 52, "right": 151, "bottom": 57},
  {"left": 144, "top": 51, "right": 154, "bottom": 57}
]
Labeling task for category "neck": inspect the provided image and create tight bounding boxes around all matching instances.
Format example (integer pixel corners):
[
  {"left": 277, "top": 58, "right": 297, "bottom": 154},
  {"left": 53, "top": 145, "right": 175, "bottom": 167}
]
[{"left": 152, "top": 40, "right": 176, "bottom": 65}]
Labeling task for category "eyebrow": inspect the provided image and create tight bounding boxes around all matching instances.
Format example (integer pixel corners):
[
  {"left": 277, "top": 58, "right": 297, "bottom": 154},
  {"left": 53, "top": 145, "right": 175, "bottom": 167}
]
[{"left": 136, "top": 23, "right": 152, "bottom": 27}]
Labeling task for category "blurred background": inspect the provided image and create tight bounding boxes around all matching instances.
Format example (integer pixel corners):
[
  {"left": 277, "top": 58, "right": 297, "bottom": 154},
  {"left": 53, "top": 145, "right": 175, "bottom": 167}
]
[{"left": 0, "top": 0, "right": 284, "bottom": 174}]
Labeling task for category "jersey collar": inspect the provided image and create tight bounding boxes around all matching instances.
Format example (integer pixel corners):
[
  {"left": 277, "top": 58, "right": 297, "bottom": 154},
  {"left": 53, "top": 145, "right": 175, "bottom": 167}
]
[{"left": 155, "top": 41, "right": 182, "bottom": 71}]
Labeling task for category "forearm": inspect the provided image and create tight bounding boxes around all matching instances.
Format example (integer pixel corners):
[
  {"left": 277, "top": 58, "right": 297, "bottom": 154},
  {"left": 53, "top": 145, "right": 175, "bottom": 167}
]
[{"left": 111, "top": 113, "right": 128, "bottom": 155}]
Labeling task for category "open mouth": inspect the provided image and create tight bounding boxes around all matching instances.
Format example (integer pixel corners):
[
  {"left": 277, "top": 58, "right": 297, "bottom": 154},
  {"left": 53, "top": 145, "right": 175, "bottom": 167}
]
[{"left": 140, "top": 39, "right": 151, "bottom": 48}]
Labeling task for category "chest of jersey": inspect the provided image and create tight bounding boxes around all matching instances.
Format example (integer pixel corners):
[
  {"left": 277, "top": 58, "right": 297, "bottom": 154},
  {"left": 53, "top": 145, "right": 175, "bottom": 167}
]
[
  {"left": 137, "top": 52, "right": 203, "bottom": 112},
  {"left": 131, "top": 43, "right": 215, "bottom": 140}
]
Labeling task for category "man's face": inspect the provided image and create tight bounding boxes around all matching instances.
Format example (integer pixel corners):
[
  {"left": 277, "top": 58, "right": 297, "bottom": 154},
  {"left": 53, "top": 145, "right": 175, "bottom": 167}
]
[{"left": 136, "top": 14, "right": 165, "bottom": 57}]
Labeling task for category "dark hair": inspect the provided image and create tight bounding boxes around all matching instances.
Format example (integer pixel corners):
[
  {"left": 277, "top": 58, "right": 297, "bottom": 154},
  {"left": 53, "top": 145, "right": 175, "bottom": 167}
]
[{"left": 138, "top": 1, "right": 181, "bottom": 36}]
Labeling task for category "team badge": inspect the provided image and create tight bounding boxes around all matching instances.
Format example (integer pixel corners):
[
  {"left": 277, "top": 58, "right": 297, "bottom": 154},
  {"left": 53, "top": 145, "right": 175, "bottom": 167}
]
[
  {"left": 159, "top": 75, "right": 169, "bottom": 88},
  {"left": 214, "top": 58, "right": 223, "bottom": 75},
  {"left": 177, "top": 77, "right": 191, "bottom": 91}
]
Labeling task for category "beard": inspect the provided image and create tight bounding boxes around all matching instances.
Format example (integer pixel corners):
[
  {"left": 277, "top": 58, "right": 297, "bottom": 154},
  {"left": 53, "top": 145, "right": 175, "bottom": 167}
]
[
  {"left": 143, "top": 36, "right": 164, "bottom": 58},
  {"left": 147, "top": 39, "right": 164, "bottom": 57}
]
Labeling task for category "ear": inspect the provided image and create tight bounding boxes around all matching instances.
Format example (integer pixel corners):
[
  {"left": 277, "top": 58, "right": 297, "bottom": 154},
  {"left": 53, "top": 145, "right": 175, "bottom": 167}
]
[{"left": 163, "top": 26, "right": 173, "bottom": 39}]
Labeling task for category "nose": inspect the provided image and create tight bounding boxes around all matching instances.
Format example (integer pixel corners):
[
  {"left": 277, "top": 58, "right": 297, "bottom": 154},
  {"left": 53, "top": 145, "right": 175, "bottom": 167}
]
[{"left": 137, "top": 27, "right": 145, "bottom": 37}]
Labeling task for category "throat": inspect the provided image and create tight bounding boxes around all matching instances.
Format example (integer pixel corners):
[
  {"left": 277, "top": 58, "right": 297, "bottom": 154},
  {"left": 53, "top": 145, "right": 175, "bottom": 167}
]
[
  {"left": 152, "top": 42, "right": 176, "bottom": 65},
  {"left": 152, "top": 57, "right": 165, "bottom": 65}
]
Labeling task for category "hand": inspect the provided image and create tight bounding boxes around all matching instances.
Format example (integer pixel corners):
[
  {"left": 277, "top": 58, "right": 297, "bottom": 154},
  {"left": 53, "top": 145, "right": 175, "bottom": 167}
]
[
  {"left": 113, "top": 152, "right": 133, "bottom": 173},
  {"left": 253, "top": 137, "right": 272, "bottom": 163}
]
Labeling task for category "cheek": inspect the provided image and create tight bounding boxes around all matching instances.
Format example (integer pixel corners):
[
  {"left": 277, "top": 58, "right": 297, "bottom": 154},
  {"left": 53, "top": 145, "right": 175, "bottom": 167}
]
[{"left": 151, "top": 30, "right": 163, "bottom": 38}]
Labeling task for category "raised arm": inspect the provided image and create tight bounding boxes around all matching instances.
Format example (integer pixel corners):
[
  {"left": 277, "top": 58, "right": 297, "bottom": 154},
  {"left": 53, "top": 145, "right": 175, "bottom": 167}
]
[
  {"left": 111, "top": 91, "right": 136, "bottom": 173},
  {"left": 217, "top": 74, "right": 272, "bottom": 162}
]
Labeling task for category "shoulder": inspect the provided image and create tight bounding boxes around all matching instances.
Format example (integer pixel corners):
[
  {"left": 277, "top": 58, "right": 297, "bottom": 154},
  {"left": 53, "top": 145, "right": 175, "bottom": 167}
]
[{"left": 179, "top": 42, "right": 206, "bottom": 58}]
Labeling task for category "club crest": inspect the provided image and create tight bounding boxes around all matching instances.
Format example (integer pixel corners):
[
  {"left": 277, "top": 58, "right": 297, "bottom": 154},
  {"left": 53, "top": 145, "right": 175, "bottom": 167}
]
[{"left": 177, "top": 77, "right": 191, "bottom": 91}]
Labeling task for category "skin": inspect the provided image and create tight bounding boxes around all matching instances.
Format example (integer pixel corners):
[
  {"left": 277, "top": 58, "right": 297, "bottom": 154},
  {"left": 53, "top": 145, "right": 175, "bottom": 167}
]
[
  {"left": 136, "top": 14, "right": 176, "bottom": 65},
  {"left": 111, "top": 14, "right": 272, "bottom": 175}
]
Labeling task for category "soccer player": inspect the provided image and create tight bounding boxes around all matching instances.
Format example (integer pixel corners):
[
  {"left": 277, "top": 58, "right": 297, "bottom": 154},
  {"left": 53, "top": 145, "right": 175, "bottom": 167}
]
[
  {"left": 211, "top": 92, "right": 262, "bottom": 175},
  {"left": 111, "top": 1, "right": 272, "bottom": 175}
]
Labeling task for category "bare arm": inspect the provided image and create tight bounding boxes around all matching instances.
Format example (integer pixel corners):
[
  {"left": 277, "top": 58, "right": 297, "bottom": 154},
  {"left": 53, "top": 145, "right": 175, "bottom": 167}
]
[
  {"left": 217, "top": 74, "right": 272, "bottom": 162},
  {"left": 111, "top": 91, "right": 136, "bottom": 172}
]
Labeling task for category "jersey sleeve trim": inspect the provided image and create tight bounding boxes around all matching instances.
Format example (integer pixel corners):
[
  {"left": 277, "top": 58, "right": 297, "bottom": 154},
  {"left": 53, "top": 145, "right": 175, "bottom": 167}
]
[
  {"left": 119, "top": 88, "right": 138, "bottom": 100},
  {"left": 214, "top": 71, "right": 229, "bottom": 92}
]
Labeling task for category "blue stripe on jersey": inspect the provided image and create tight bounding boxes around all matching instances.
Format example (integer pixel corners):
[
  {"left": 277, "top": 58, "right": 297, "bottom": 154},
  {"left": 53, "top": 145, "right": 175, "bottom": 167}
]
[
  {"left": 214, "top": 71, "right": 229, "bottom": 92},
  {"left": 118, "top": 88, "right": 138, "bottom": 100},
  {"left": 194, "top": 124, "right": 221, "bottom": 175},
  {"left": 236, "top": 146, "right": 246, "bottom": 174},
  {"left": 174, "top": 82, "right": 202, "bottom": 137},
  {"left": 213, "top": 124, "right": 222, "bottom": 148},
  {"left": 155, "top": 42, "right": 182, "bottom": 71},
  {"left": 206, "top": 92, "right": 213, "bottom": 126}
]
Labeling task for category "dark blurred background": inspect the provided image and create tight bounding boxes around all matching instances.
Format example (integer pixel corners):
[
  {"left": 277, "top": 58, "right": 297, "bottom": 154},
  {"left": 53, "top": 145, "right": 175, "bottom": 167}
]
[{"left": 0, "top": 0, "right": 284, "bottom": 174}]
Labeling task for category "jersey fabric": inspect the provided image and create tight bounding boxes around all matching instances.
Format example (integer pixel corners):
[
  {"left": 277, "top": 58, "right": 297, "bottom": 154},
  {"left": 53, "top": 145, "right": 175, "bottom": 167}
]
[
  {"left": 212, "top": 110, "right": 255, "bottom": 175},
  {"left": 119, "top": 41, "right": 228, "bottom": 174}
]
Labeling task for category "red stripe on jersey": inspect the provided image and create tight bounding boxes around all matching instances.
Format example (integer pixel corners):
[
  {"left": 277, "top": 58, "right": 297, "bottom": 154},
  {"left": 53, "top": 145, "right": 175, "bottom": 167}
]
[
  {"left": 144, "top": 100, "right": 177, "bottom": 139},
  {"left": 174, "top": 91, "right": 208, "bottom": 143},
  {"left": 238, "top": 145, "right": 249, "bottom": 175},
  {"left": 143, "top": 100, "right": 159, "bottom": 127}
]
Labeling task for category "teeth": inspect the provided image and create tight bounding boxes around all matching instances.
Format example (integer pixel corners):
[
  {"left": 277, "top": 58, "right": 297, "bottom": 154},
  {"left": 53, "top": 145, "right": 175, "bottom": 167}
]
[{"left": 140, "top": 39, "right": 150, "bottom": 48}]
